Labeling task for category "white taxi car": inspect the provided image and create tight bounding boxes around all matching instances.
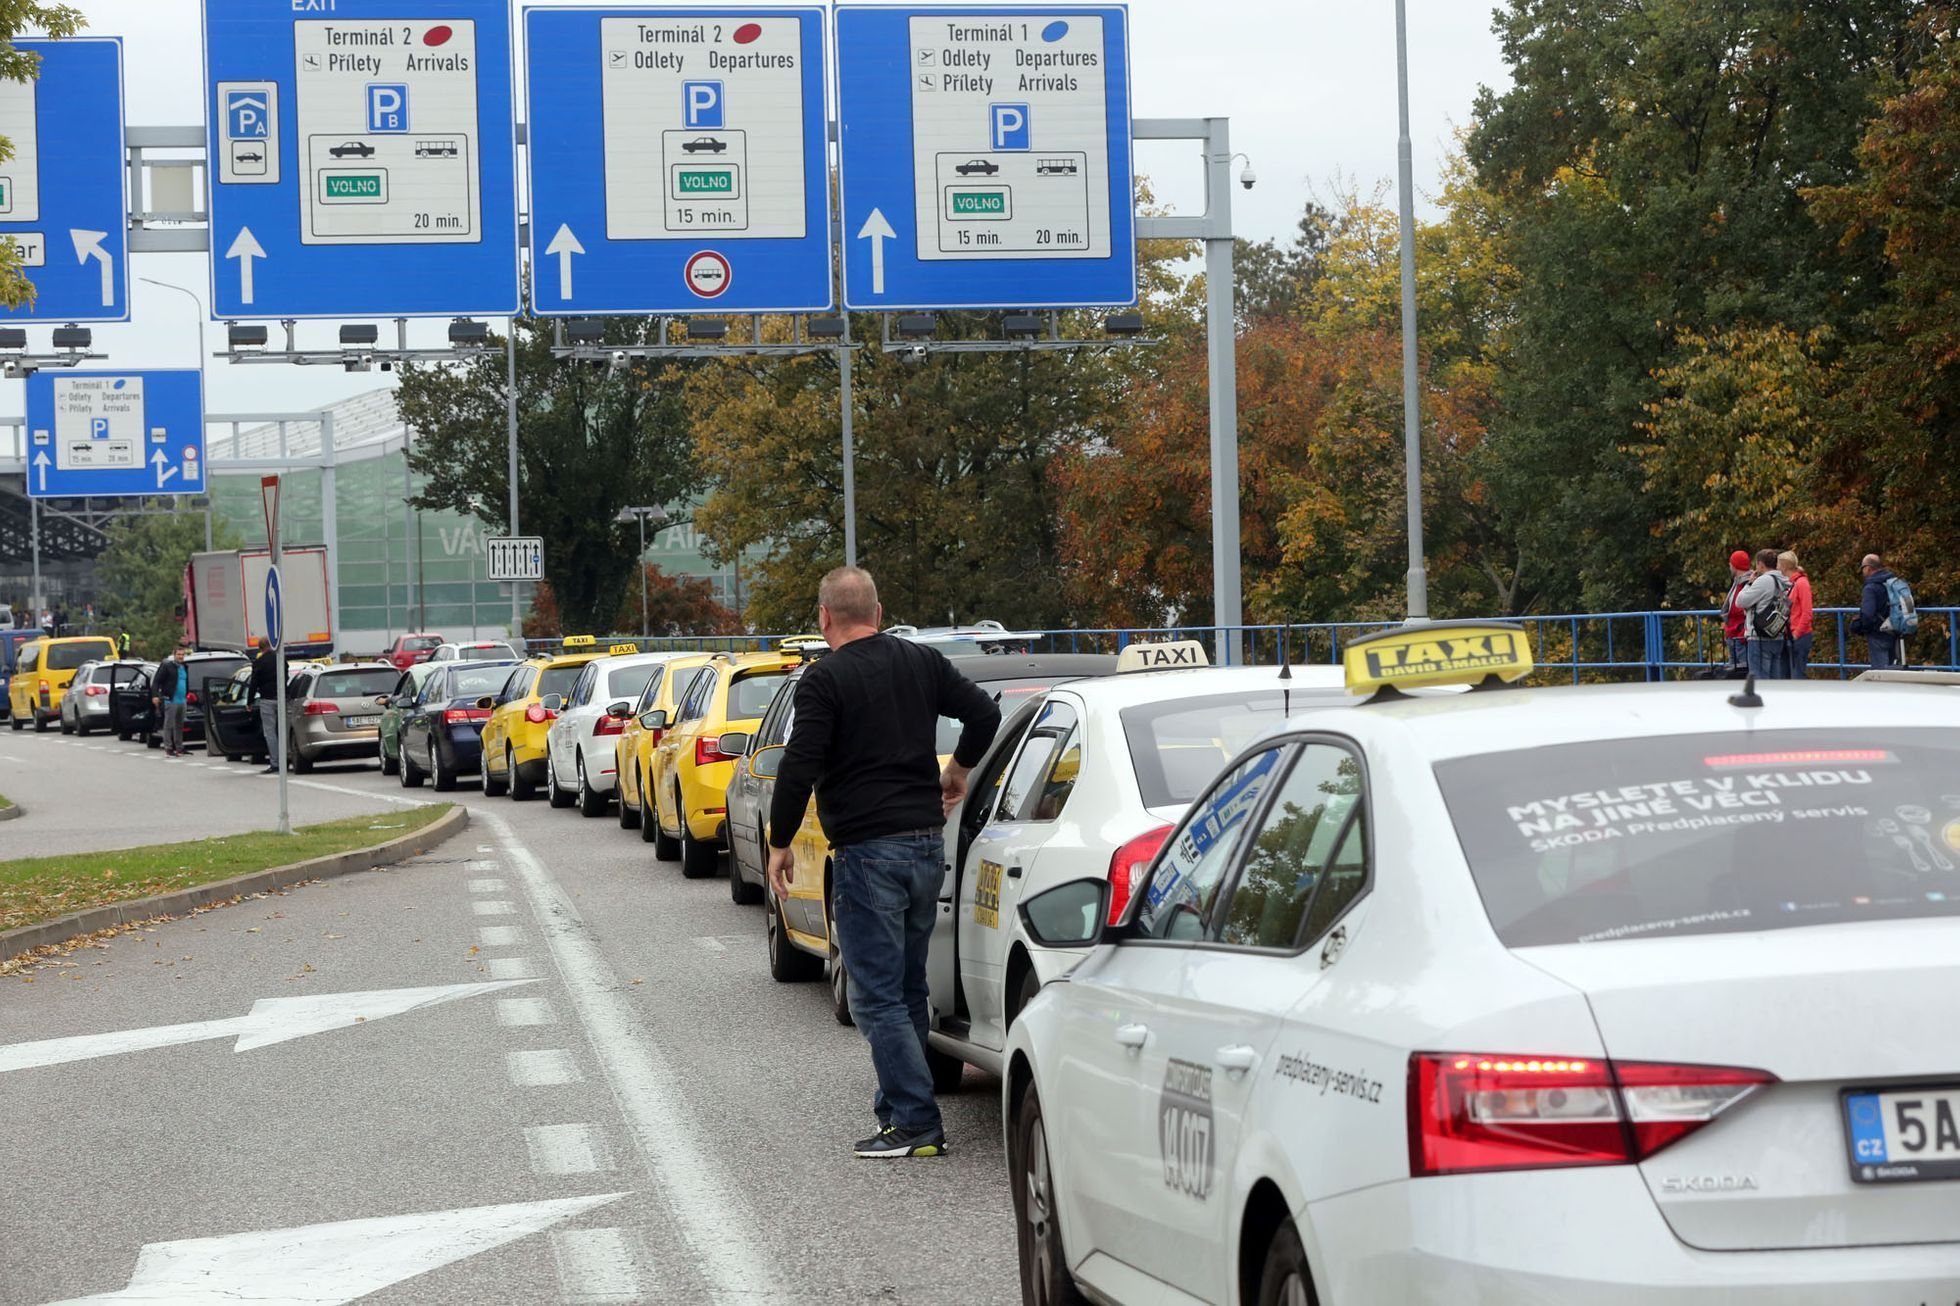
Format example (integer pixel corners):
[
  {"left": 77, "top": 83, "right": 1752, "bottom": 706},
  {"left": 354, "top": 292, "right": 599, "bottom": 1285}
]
[
  {"left": 542, "top": 647, "right": 678, "bottom": 817},
  {"left": 1002, "top": 623, "right": 1960, "bottom": 1305},
  {"left": 928, "top": 642, "right": 1347, "bottom": 1086}
]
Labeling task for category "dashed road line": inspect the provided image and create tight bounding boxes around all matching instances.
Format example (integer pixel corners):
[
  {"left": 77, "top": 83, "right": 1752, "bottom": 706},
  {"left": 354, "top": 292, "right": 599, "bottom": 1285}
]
[
  {"left": 478, "top": 925, "right": 525, "bottom": 948},
  {"left": 523, "top": 1123, "right": 614, "bottom": 1176},
  {"left": 507, "top": 1048, "right": 582, "bottom": 1087},
  {"left": 472, "top": 899, "right": 517, "bottom": 916},
  {"left": 496, "top": 996, "right": 557, "bottom": 1028},
  {"left": 467, "top": 878, "right": 508, "bottom": 893},
  {"left": 486, "top": 956, "right": 541, "bottom": 980},
  {"left": 550, "top": 1226, "right": 652, "bottom": 1304}
]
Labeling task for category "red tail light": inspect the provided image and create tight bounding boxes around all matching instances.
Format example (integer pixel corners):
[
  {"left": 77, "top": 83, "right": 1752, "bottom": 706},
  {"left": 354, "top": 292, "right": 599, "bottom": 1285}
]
[
  {"left": 186, "top": 689, "right": 200, "bottom": 706},
  {"left": 594, "top": 714, "right": 625, "bottom": 736},
  {"left": 302, "top": 701, "right": 337, "bottom": 716},
  {"left": 1409, "top": 1053, "right": 1774, "bottom": 1177},
  {"left": 84, "top": 685, "right": 107, "bottom": 697},
  {"left": 695, "top": 735, "right": 726, "bottom": 767},
  {"left": 444, "top": 708, "right": 492, "bottom": 725},
  {"left": 1106, "top": 824, "right": 1173, "bottom": 925},
  {"left": 38, "top": 679, "right": 49, "bottom": 692},
  {"left": 525, "top": 702, "right": 554, "bottom": 724}
]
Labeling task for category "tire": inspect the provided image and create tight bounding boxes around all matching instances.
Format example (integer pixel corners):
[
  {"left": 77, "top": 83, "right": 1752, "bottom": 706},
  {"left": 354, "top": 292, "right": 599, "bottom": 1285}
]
[
  {"left": 546, "top": 751, "right": 574, "bottom": 808},
  {"left": 652, "top": 784, "right": 681, "bottom": 860},
  {"left": 766, "top": 891, "right": 823, "bottom": 982},
  {"left": 144, "top": 728, "right": 159, "bottom": 747},
  {"left": 35, "top": 711, "right": 50, "bottom": 733},
  {"left": 679, "top": 800, "right": 718, "bottom": 878},
  {"left": 830, "top": 954, "right": 855, "bottom": 1026},
  {"left": 617, "top": 763, "right": 642, "bottom": 829},
  {"left": 9, "top": 714, "right": 22, "bottom": 732},
  {"left": 927, "top": 1044, "right": 967, "bottom": 1095},
  {"left": 638, "top": 768, "right": 661, "bottom": 844},
  {"left": 1254, "top": 1220, "right": 1317, "bottom": 1306},
  {"left": 1012, "top": 1082, "right": 1089, "bottom": 1306},
  {"left": 729, "top": 825, "right": 764, "bottom": 904},
  {"left": 507, "top": 747, "right": 535, "bottom": 801},
  {"left": 576, "top": 755, "right": 607, "bottom": 817},
  {"left": 1008, "top": 965, "right": 1041, "bottom": 1034},
  {"left": 481, "top": 747, "right": 508, "bottom": 797},
  {"left": 225, "top": 752, "right": 241, "bottom": 764},
  {"left": 379, "top": 737, "right": 399, "bottom": 776},
  {"left": 430, "top": 740, "right": 458, "bottom": 792},
  {"left": 115, "top": 726, "right": 130, "bottom": 741},
  {"left": 76, "top": 718, "right": 91, "bottom": 736},
  {"left": 288, "top": 735, "right": 314, "bottom": 774},
  {"left": 399, "top": 738, "right": 426, "bottom": 787},
  {"left": 59, "top": 712, "right": 74, "bottom": 734}
]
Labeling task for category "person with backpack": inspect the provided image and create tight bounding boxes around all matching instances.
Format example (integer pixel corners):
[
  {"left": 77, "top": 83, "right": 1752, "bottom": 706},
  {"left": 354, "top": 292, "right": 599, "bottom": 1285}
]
[
  {"left": 1852, "top": 553, "right": 1917, "bottom": 669},
  {"left": 1778, "top": 551, "right": 1814, "bottom": 678},
  {"left": 1737, "top": 549, "right": 1793, "bottom": 679}
]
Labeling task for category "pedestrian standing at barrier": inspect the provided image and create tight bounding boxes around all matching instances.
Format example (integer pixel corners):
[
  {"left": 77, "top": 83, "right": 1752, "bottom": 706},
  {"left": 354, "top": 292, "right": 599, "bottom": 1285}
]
[
  {"left": 250, "top": 640, "right": 282, "bottom": 773},
  {"left": 1737, "top": 549, "right": 1793, "bottom": 680},
  {"left": 1778, "top": 551, "right": 1814, "bottom": 678},
  {"left": 766, "top": 566, "right": 1001, "bottom": 1159},
  {"left": 152, "top": 644, "right": 189, "bottom": 757},
  {"left": 1722, "top": 550, "right": 1752, "bottom": 669},
  {"left": 1852, "top": 553, "right": 1917, "bottom": 669}
]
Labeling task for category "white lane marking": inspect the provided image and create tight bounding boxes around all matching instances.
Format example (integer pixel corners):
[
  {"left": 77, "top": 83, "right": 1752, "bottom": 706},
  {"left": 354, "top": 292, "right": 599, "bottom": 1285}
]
[
  {"left": 471, "top": 899, "right": 517, "bottom": 916},
  {"left": 479, "top": 808, "right": 778, "bottom": 1299},
  {"left": 467, "top": 858, "right": 500, "bottom": 871},
  {"left": 466, "top": 878, "right": 508, "bottom": 893},
  {"left": 549, "top": 1227, "right": 650, "bottom": 1305},
  {"left": 478, "top": 925, "right": 525, "bottom": 948},
  {"left": 496, "top": 996, "right": 557, "bottom": 1028},
  {"left": 476, "top": 844, "right": 495, "bottom": 852},
  {"left": 0, "top": 980, "right": 536, "bottom": 1074},
  {"left": 485, "top": 956, "right": 540, "bottom": 980},
  {"left": 693, "top": 937, "right": 727, "bottom": 954},
  {"left": 287, "top": 777, "right": 436, "bottom": 808},
  {"left": 523, "top": 1123, "right": 614, "bottom": 1176},
  {"left": 507, "top": 1048, "right": 581, "bottom": 1086},
  {"left": 49, "top": 1193, "right": 629, "bottom": 1305}
]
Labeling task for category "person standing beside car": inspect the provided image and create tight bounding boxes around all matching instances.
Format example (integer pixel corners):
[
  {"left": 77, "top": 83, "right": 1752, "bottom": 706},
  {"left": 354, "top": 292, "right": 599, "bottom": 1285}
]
[
  {"left": 250, "top": 640, "right": 282, "bottom": 772},
  {"left": 152, "top": 644, "right": 189, "bottom": 757},
  {"left": 765, "top": 566, "right": 1001, "bottom": 1160}
]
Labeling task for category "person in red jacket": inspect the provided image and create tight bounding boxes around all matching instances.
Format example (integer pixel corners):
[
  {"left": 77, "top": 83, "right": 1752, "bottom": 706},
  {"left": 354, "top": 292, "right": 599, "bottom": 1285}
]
[
  {"left": 1722, "top": 549, "right": 1751, "bottom": 668},
  {"left": 1779, "top": 550, "right": 1814, "bottom": 677}
]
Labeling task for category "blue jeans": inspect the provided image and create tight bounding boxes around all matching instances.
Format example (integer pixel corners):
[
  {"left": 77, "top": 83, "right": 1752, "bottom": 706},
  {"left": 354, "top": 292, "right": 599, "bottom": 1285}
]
[
  {"left": 1726, "top": 636, "right": 1747, "bottom": 668},
  {"left": 832, "top": 831, "right": 943, "bottom": 1134},
  {"left": 1869, "top": 633, "right": 1902, "bottom": 669},
  {"left": 1789, "top": 633, "right": 1813, "bottom": 679},
  {"left": 1747, "top": 639, "right": 1787, "bottom": 680}
]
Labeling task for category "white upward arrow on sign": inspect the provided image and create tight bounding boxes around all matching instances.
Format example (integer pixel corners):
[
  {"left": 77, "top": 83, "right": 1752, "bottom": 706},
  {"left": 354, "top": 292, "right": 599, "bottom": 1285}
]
[
  {"left": 0, "top": 979, "right": 535, "bottom": 1075},
  {"left": 545, "top": 223, "right": 584, "bottom": 301},
  {"left": 226, "top": 226, "right": 266, "bottom": 306},
  {"left": 48, "top": 1192, "right": 629, "bottom": 1305},
  {"left": 69, "top": 229, "right": 114, "bottom": 307},
  {"left": 150, "top": 449, "right": 178, "bottom": 486},
  {"left": 856, "top": 207, "right": 896, "bottom": 295},
  {"left": 32, "top": 449, "right": 48, "bottom": 492}
]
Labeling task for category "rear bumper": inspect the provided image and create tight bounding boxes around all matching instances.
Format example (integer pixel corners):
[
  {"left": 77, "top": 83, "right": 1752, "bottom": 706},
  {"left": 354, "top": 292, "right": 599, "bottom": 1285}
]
[
  {"left": 296, "top": 726, "right": 379, "bottom": 760},
  {"left": 443, "top": 727, "right": 485, "bottom": 771},
  {"left": 514, "top": 757, "right": 548, "bottom": 784},
  {"left": 685, "top": 809, "right": 728, "bottom": 845},
  {"left": 1306, "top": 1168, "right": 1960, "bottom": 1303}
]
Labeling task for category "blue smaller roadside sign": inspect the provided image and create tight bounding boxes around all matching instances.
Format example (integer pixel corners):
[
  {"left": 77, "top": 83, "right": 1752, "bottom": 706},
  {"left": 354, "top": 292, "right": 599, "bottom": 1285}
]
[
  {"left": 24, "top": 370, "right": 206, "bottom": 500},
  {"left": 264, "top": 565, "right": 283, "bottom": 649}
]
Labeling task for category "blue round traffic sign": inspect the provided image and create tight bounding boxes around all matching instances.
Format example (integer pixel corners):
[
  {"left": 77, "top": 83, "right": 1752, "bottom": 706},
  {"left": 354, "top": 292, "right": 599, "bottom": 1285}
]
[{"left": 264, "top": 565, "right": 282, "bottom": 649}]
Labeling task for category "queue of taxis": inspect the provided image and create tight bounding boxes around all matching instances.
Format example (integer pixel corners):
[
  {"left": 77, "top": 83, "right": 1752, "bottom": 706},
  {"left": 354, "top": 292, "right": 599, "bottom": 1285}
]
[
  {"left": 614, "top": 651, "right": 725, "bottom": 837},
  {"left": 477, "top": 636, "right": 616, "bottom": 799},
  {"left": 648, "top": 648, "right": 803, "bottom": 876},
  {"left": 6, "top": 634, "right": 119, "bottom": 731},
  {"left": 542, "top": 648, "right": 677, "bottom": 815},
  {"left": 997, "top": 624, "right": 1960, "bottom": 1305}
]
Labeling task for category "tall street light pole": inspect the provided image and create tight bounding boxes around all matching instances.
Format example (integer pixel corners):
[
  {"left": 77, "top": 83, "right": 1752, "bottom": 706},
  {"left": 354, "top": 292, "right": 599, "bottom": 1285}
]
[
  {"left": 1395, "top": 0, "right": 1430, "bottom": 622},
  {"left": 141, "top": 278, "right": 214, "bottom": 551},
  {"left": 616, "top": 506, "right": 662, "bottom": 637}
]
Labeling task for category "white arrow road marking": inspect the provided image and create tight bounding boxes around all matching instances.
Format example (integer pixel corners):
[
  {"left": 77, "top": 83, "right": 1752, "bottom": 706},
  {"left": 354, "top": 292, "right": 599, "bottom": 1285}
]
[
  {"left": 225, "top": 225, "right": 266, "bottom": 306},
  {"left": 545, "top": 223, "right": 584, "bottom": 301},
  {"left": 0, "top": 979, "right": 535, "bottom": 1074},
  {"left": 69, "top": 229, "right": 114, "bottom": 307},
  {"left": 47, "top": 1192, "right": 628, "bottom": 1305},
  {"left": 32, "top": 449, "right": 48, "bottom": 492},
  {"left": 149, "top": 449, "right": 178, "bottom": 486},
  {"left": 856, "top": 206, "right": 896, "bottom": 295}
]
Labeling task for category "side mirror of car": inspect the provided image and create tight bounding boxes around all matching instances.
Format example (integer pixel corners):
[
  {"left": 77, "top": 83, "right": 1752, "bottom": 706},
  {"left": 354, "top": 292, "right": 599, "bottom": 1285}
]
[
  {"left": 748, "top": 742, "right": 786, "bottom": 780},
  {"left": 540, "top": 693, "right": 564, "bottom": 712},
  {"left": 1017, "top": 878, "right": 1111, "bottom": 950},
  {"left": 605, "top": 700, "right": 632, "bottom": 719},
  {"left": 474, "top": 695, "right": 496, "bottom": 712},
  {"left": 719, "top": 731, "right": 752, "bottom": 759},
  {"left": 638, "top": 707, "right": 669, "bottom": 732}
]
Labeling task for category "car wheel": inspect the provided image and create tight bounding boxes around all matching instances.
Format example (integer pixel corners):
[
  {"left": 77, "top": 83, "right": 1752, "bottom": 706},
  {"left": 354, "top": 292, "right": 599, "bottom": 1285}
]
[
  {"left": 1254, "top": 1220, "right": 1317, "bottom": 1306},
  {"left": 481, "top": 747, "right": 508, "bottom": 797},
  {"left": 652, "top": 784, "right": 681, "bottom": 860},
  {"left": 225, "top": 752, "right": 241, "bottom": 764},
  {"left": 1013, "top": 1082, "right": 1089, "bottom": 1306},
  {"left": 638, "top": 769, "right": 662, "bottom": 843},
  {"left": 288, "top": 735, "right": 314, "bottom": 774},
  {"left": 926, "top": 1044, "right": 967, "bottom": 1095},
  {"left": 507, "top": 747, "right": 535, "bottom": 801},
  {"left": 76, "top": 718, "right": 91, "bottom": 736},
  {"left": 430, "top": 740, "right": 457, "bottom": 792},
  {"left": 546, "top": 751, "right": 574, "bottom": 808},
  {"left": 830, "top": 954, "right": 855, "bottom": 1026},
  {"left": 379, "top": 738, "right": 399, "bottom": 776},
  {"left": 115, "top": 726, "right": 129, "bottom": 741},
  {"left": 1008, "top": 965, "right": 1041, "bottom": 1033},
  {"left": 617, "top": 765, "right": 642, "bottom": 829},
  {"left": 765, "top": 891, "right": 823, "bottom": 982},
  {"left": 679, "top": 801, "right": 718, "bottom": 878},
  {"left": 59, "top": 712, "right": 73, "bottom": 734},
  {"left": 9, "top": 713, "right": 22, "bottom": 732},
  {"left": 576, "top": 755, "right": 607, "bottom": 818},
  {"left": 144, "top": 727, "right": 159, "bottom": 746},
  {"left": 35, "top": 711, "right": 50, "bottom": 733},
  {"left": 729, "top": 826, "right": 763, "bottom": 905},
  {"left": 399, "top": 739, "right": 426, "bottom": 787}
]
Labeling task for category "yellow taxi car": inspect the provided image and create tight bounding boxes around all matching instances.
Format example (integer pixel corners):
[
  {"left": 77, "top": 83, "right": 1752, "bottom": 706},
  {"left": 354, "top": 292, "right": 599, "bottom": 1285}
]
[
  {"left": 649, "top": 648, "right": 802, "bottom": 877},
  {"left": 478, "top": 636, "right": 612, "bottom": 800},
  {"left": 614, "top": 650, "right": 724, "bottom": 839},
  {"left": 8, "top": 635, "right": 118, "bottom": 732}
]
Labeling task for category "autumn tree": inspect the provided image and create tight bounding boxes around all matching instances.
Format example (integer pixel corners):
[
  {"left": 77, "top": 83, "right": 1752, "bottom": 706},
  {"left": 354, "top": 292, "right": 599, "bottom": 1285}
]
[{"left": 95, "top": 506, "right": 240, "bottom": 658}]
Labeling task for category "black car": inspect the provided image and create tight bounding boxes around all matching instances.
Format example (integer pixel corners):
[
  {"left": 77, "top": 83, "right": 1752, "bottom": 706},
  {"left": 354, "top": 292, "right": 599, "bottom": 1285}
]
[
  {"left": 204, "top": 665, "right": 268, "bottom": 763},
  {"left": 396, "top": 659, "right": 517, "bottom": 791},
  {"left": 115, "top": 651, "right": 250, "bottom": 748}
]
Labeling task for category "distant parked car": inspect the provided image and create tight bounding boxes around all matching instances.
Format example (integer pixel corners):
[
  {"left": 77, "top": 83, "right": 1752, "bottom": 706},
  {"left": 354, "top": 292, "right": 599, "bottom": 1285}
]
[
  {"left": 397, "top": 659, "right": 519, "bottom": 791},
  {"left": 430, "top": 639, "right": 521, "bottom": 663},
  {"left": 384, "top": 633, "right": 445, "bottom": 671},
  {"left": 282, "top": 662, "right": 401, "bottom": 772},
  {"left": 114, "top": 651, "right": 246, "bottom": 748},
  {"left": 59, "top": 659, "right": 150, "bottom": 735}
]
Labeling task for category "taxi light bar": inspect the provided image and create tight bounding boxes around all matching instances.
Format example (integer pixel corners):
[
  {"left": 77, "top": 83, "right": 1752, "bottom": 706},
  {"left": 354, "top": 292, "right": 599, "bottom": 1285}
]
[
  {"left": 1115, "top": 640, "right": 1208, "bottom": 673},
  {"left": 1409, "top": 1054, "right": 1774, "bottom": 1177},
  {"left": 563, "top": 635, "right": 597, "bottom": 649},
  {"left": 1106, "top": 824, "right": 1173, "bottom": 925},
  {"left": 1344, "top": 621, "right": 1533, "bottom": 696}
]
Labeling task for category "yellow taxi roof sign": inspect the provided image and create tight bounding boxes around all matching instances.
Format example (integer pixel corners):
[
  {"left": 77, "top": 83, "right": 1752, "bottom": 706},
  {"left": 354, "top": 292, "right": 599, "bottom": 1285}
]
[
  {"left": 608, "top": 643, "right": 641, "bottom": 656},
  {"left": 778, "top": 634, "right": 827, "bottom": 653},
  {"left": 1116, "top": 639, "right": 1209, "bottom": 673},
  {"left": 562, "top": 634, "right": 596, "bottom": 649},
  {"left": 1342, "top": 621, "right": 1533, "bottom": 695}
]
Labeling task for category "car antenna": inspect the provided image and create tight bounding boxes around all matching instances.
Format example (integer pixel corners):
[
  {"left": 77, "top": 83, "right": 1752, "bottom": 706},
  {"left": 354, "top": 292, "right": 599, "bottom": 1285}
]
[
  {"left": 1728, "top": 671, "right": 1763, "bottom": 709},
  {"left": 1278, "top": 624, "right": 1293, "bottom": 717}
]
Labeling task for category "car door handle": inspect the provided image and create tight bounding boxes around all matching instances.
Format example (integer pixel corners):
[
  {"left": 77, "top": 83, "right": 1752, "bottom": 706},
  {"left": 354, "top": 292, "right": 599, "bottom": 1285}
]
[
  {"left": 1217, "top": 1045, "right": 1260, "bottom": 1076},
  {"left": 1114, "top": 1023, "right": 1149, "bottom": 1050},
  {"left": 1006, "top": 865, "right": 1023, "bottom": 880}
]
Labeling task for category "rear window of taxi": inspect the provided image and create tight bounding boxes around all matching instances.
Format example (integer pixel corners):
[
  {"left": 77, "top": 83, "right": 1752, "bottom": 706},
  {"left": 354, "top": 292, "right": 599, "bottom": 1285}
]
[
  {"left": 1122, "top": 691, "right": 1309, "bottom": 808},
  {"left": 47, "top": 639, "right": 115, "bottom": 671},
  {"left": 1436, "top": 730, "right": 1960, "bottom": 946}
]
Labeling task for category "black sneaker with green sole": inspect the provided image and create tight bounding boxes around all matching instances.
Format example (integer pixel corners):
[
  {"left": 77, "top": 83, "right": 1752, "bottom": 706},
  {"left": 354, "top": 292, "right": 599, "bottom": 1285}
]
[{"left": 853, "top": 1124, "right": 948, "bottom": 1158}]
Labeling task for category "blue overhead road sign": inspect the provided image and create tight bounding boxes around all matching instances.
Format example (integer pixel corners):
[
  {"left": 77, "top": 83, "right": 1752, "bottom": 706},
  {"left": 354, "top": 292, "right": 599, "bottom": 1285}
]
[
  {"left": 24, "top": 370, "right": 206, "bottom": 500},
  {"left": 201, "top": 0, "right": 520, "bottom": 319},
  {"left": 525, "top": 7, "right": 833, "bottom": 316},
  {"left": 0, "top": 39, "right": 129, "bottom": 323},
  {"left": 836, "top": 6, "right": 1136, "bottom": 310}
]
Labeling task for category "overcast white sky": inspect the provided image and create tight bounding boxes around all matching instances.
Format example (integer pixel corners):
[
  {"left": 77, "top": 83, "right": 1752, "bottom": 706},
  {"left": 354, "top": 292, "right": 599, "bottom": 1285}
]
[{"left": 43, "top": 0, "right": 1511, "bottom": 415}]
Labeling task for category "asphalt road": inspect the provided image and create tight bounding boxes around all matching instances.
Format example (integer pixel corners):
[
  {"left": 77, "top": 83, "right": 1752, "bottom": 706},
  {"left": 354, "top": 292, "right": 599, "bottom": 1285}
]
[{"left": 0, "top": 731, "right": 1020, "bottom": 1305}]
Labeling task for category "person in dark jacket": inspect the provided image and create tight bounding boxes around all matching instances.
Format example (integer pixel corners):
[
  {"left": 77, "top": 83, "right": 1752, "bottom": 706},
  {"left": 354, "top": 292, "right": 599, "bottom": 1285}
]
[
  {"left": 250, "top": 642, "right": 283, "bottom": 772},
  {"left": 766, "top": 567, "right": 1001, "bottom": 1159},
  {"left": 1850, "top": 553, "right": 1904, "bottom": 669},
  {"left": 151, "top": 646, "right": 188, "bottom": 757}
]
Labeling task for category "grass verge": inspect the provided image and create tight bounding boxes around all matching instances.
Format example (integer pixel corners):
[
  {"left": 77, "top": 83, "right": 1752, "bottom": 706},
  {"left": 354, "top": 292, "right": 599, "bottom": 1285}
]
[{"left": 0, "top": 805, "right": 452, "bottom": 933}]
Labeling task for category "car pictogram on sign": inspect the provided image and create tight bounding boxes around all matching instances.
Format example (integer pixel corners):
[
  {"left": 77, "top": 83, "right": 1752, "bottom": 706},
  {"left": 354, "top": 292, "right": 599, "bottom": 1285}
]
[
  {"left": 955, "top": 158, "right": 1000, "bottom": 176},
  {"left": 681, "top": 137, "right": 728, "bottom": 155},
  {"left": 329, "top": 141, "right": 375, "bottom": 159}
]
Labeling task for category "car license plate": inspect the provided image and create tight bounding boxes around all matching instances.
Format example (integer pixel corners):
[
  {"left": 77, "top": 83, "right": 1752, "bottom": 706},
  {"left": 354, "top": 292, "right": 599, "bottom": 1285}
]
[
  {"left": 1844, "top": 1084, "right": 1960, "bottom": 1183},
  {"left": 345, "top": 714, "right": 380, "bottom": 727}
]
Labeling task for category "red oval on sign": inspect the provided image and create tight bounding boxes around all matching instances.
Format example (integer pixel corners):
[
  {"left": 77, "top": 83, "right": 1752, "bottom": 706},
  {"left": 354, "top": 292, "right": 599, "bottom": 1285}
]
[
  {"left": 424, "top": 25, "right": 453, "bottom": 46},
  {"left": 733, "top": 22, "right": 762, "bottom": 44}
]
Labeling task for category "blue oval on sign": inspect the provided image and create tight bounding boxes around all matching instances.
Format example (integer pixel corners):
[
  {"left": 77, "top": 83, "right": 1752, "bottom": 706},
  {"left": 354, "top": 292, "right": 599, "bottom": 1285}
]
[{"left": 1041, "top": 20, "right": 1069, "bottom": 41}]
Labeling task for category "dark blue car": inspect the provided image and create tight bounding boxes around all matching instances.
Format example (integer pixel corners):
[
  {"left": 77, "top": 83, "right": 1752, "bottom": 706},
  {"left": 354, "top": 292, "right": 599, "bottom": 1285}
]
[{"left": 397, "top": 659, "right": 515, "bottom": 791}]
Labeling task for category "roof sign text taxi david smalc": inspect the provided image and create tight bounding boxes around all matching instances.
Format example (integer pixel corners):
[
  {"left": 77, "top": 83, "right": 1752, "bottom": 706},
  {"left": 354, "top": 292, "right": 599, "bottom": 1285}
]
[{"left": 1342, "top": 622, "right": 1534, "bottom": 694}]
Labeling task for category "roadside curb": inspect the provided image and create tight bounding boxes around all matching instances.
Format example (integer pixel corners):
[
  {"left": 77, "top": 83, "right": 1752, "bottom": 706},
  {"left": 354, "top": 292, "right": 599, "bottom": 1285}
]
[
  {"left": 0, "top": 801, "right": 19, "bottom": 822},
  {"left": 0, "top": 804, "right": 468, "bottom": 963}
]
